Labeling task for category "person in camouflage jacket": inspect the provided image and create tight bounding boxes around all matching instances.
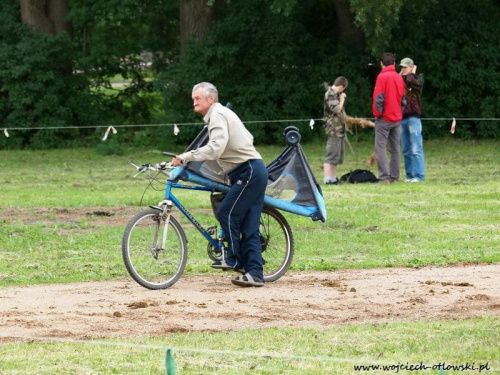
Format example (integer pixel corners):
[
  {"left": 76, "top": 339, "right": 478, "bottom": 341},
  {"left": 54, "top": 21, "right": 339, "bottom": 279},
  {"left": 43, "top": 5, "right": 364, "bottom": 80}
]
[{"left": 323, "top": 76, "right": 348, "bottom": 185}]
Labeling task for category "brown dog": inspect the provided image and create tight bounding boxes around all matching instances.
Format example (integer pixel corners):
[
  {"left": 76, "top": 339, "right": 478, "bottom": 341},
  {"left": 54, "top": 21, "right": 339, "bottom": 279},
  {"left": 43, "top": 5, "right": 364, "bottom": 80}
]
[{"left": 345, "top": 116, "right": 376, "bottom": 166}]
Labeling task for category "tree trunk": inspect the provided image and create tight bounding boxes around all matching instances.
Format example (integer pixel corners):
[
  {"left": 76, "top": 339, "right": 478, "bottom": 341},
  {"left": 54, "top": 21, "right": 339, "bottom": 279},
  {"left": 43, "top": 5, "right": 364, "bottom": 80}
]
[
  {"left": 47, "top": 0, "right": 72, "bottom": 35},
  {"left": 20, "top": 0, "right": 54, "bottom": 34},
  {"left": 179, "top": 0, "right": 215, "bottom": 57},
  {"left": 334, "top": 0, "right": 365, "bottom": 50},
  {"left": 20, "top": 0, "right": 71, "bottom": 35}
]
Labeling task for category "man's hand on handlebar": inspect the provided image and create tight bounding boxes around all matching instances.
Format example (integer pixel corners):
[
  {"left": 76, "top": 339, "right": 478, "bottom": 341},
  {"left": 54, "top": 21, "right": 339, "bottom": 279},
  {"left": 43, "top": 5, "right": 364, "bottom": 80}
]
[{"left": 171, "top": 156, "right": 184, "bottom": 167}]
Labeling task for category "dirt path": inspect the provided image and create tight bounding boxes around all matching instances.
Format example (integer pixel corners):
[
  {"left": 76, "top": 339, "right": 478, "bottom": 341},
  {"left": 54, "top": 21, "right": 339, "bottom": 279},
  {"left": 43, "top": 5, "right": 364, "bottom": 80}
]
[{"left": 1, "top": 264, "right": 499, "bottom": 343}]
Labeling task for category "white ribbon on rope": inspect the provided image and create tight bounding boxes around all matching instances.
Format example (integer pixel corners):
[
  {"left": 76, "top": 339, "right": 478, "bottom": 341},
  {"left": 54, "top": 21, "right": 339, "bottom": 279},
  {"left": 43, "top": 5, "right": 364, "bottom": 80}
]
[
  {"left": 102, "top": 126, "right": 118, "bottom": 141},
  {"left": 173, "top": 123, "right": 180, "bottom": 135},
  {"left": 3, "top": 129, "right": 9, "bottom": 138},
  {"left": 450, "top": 118, "right": 456, "bottom": 134}
]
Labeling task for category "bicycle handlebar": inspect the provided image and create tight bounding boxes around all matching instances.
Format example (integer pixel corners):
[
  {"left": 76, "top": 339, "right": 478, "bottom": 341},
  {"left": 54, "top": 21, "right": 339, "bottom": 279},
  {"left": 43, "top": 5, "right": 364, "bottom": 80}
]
[
  {"left": 129, "top": 159, "right": 174, "bottom": 178},
  {"left": 162, "top": 151, "right": 177, "bottom": 158},
  {"left": 129, "top": 149, "right": 186, "bottom": 178}
]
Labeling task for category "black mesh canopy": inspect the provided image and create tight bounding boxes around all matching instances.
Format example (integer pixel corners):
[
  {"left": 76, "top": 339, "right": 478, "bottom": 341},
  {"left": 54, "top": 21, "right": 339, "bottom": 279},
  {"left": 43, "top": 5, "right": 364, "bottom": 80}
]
[
  {"left": 265, "top": 144, "right": 323, "bottom": 207},
  {"left": 181, "top": 124, "right": 326, "bottom": 222}
]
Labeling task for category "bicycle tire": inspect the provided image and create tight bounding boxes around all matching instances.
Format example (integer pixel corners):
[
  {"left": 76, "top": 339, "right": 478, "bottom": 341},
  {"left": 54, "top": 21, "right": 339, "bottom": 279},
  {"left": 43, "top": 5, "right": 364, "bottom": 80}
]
[
  {"left": 122, "top": 208, "right": 187, "bottom": 290},
  {"left": 260, "top": 206, "right": 294, "bottom": 282}
]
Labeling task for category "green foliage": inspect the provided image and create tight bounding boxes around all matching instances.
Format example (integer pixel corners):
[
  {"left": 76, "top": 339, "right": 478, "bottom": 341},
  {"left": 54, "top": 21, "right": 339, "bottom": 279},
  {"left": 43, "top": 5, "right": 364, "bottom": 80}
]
[
  {"left": 67, "top": 0, "right": 180, "bottom": 133},
  {"left": 69, "top": 0, "right": 179, "bottom": 73},
  {"left": 158, "top": 0, "right": 500, "bottom": 144},
  {"left": 1, "top": 0, "right": 499, "bottom": 149},
  {"left": 0, "top": 0, "right": 178, "bottom": 150},
  {"left": 0, "top": 1, "right": 100, "bottom": 150},
  {"left": 349, "top": 0, "right": 404, "bottom": 55},
  {"left": 269, "top": 0, "right": 299, "bottom": 16},
  {"left": 391, "top": 0, "right": 500, "bottom": 138},
  {"left": 158, "top": 0, "right": 370, "bottom": 145}
]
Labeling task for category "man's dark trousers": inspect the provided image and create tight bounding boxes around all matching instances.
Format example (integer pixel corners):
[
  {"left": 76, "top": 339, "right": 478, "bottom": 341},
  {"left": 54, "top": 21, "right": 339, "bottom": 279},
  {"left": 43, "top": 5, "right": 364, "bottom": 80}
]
[
  {"left": 217, "top": 159, "right": 268, "bottom": 280},
  {"left": 375, "top": 118, "right": 401, "bottom": 181}
]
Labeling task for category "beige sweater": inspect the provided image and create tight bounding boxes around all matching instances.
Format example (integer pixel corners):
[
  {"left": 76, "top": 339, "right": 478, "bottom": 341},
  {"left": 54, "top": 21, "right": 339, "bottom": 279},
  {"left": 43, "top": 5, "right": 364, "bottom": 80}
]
[{"left": 178, "top": 102, "right": 262, "bottom": 173}]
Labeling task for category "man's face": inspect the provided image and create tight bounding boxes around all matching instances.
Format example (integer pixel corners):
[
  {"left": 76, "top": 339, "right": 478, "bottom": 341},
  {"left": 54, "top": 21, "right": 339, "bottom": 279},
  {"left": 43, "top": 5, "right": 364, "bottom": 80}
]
[
  {"left": 192, "top": 88, "right": 215, "bottom": 116},
  {"left": 400, "top": 65, "right": 412, "bottom": 75}
]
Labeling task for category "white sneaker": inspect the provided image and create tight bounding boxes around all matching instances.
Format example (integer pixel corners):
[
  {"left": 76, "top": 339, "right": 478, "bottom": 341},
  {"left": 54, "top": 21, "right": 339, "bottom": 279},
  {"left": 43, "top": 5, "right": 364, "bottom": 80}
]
[{"left": 405, "top": 178, "right": 422, "bottom": 182}]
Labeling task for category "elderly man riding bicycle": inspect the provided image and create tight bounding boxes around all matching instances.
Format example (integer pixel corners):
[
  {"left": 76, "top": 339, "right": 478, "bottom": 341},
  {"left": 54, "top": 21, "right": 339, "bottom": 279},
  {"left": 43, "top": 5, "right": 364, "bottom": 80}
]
[{"left": 172, "top": 82, "right": 268, "bottom": 287}]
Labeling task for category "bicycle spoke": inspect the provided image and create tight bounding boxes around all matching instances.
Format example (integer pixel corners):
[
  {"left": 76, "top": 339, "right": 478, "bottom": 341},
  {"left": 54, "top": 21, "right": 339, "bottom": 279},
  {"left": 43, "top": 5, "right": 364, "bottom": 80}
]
[
  {"left": 122, "top": 209, "right": 187, "bottom": 290},
  {"left": 260, "top": 207, "right": 294, "bottom": 282}
]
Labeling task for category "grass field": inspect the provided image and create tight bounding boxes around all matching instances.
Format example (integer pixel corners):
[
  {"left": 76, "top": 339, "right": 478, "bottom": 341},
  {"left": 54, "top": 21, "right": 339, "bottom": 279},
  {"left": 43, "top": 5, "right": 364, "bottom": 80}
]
[
  {"left": 1, "top": 139, "right": 499, "bottom": 374},
  {"left": 2, "top": 318, "right": 498, "bottom": 374},
  {"left": 1, "top": 139, "right": 499, "bottom": 286}
]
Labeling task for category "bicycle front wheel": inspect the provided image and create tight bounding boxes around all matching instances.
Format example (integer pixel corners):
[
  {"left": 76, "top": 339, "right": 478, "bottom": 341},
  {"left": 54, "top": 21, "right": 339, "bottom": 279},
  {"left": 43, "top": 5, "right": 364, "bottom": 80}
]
[
  {"left": 260, "top": 206, "right": 294, "bottom": 282},
  {"left": 122, "top": 208, "right": 187, "bottom": 290}
]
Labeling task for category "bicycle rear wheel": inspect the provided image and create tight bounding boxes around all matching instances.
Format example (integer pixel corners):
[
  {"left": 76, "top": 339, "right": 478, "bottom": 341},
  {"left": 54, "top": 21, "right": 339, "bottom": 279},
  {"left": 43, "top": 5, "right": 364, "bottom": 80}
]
[
  {"left": 122, "top": 208, "right": 187, "bottom": 290},
  {"left": 260, "top": 206, "right": 294, "bottom": 282}
]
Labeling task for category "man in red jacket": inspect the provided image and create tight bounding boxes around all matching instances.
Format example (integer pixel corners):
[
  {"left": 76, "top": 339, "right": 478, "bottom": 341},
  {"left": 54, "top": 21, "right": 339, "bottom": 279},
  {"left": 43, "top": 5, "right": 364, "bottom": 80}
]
[{"left": 372, "top": 53, "right": 406, "bottom": 183}]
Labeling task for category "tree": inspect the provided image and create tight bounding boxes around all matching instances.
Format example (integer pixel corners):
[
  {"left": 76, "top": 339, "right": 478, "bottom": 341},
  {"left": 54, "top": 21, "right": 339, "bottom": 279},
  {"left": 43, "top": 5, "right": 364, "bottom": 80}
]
[
  {"left": 334, "top": 0, "right": 364, "bottom": 49},
  {"left": 2, "top": 0, "right": 499, "bottom": 150},
  {"left": 180, "top": 0, "right": 216, "bottom": 57},
  {"left": 159, "top": 0, "right": 372, "bottom": 145},
  {"left": 348, "top": 0, "right": 403, "bottom": 55},
  {"left": 1, "top": 0, "right": 181, "bottom": 149},
  {"left": 0, "top": 1, "right": 95, "bottom": 149},
  {"left": 390, "top": 0, "right": 500, "bottom": 138},
  {"left": 20, "top": 0, "right": 71, "bottom": 35}
]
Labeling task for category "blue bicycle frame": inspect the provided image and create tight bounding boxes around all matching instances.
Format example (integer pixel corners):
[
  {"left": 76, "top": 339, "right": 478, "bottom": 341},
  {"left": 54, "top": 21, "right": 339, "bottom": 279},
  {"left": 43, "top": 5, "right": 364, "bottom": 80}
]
[
  {"left": 163, "top": 178, "right": 222, "bottom": 249},
  {"left": 160, "top": 165, "right": 325, "bottom": 248},
  {"left": 172, "top": 166, "right": 325, "bottom": 220}
]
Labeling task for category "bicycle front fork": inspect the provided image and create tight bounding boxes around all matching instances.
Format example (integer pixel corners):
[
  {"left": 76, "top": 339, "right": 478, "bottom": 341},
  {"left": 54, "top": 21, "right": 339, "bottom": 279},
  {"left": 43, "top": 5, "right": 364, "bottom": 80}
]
[{"left": 155, "top": 199, "right": 174, "bottom": 251}]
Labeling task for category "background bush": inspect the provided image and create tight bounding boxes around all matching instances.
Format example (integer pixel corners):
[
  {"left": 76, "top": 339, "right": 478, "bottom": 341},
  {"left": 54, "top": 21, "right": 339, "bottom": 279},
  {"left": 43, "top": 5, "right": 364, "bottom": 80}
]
[{"left": 1, "top": 0, "right": 499, "bottom": 149}]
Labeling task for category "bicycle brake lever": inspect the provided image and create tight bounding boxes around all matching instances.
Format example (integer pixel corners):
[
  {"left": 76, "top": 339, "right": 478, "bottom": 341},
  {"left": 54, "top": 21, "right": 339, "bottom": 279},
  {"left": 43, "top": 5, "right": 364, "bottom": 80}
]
[
  {"left": 132, "top": 163, "right": 150, "bottom": 178},
  {"left": 129, "top": 159, "right": 140, "bottom": 169}
]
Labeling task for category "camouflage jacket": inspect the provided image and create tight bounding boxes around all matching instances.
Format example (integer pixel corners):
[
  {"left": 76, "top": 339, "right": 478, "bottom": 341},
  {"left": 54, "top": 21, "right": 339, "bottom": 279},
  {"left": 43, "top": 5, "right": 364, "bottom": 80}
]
[{"left": 323, "top": 87, "right": 346, "bottom": 138}]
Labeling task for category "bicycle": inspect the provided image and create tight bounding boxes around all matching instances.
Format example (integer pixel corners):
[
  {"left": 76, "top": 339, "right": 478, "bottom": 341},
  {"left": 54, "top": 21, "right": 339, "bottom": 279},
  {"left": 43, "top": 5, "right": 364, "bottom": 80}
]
[{"left": 122, "top": 127, "right": 326, "bottom": 290}]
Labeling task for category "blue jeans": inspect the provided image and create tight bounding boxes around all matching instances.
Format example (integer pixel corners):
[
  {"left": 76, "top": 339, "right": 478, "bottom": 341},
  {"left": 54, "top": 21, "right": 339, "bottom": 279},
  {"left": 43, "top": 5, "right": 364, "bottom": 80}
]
[
  {"left": 401, "top": 116, "right": 425, "bottom": 180},
  {"left": 217, "top": 159, "right": 268, "bottom": 280}
]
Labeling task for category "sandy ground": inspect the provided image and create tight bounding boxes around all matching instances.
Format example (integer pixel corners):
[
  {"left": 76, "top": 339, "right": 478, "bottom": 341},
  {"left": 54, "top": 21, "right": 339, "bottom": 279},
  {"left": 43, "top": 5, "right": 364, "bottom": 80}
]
[{"left": 1, "top": 264, "right": 499, "bottom": 343}]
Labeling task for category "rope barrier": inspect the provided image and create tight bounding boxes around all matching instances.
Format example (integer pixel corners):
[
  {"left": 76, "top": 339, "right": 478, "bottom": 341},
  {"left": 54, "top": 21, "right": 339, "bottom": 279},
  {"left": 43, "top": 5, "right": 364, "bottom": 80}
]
[
  {"left": 2, "top": 117, "right": 499, "bottom": 132},
  {"left": 2, "top": 117, "right": 498, "bottom": 141},
  {"left": 420, "top": 118, "right": 500, "bottom": 121}
]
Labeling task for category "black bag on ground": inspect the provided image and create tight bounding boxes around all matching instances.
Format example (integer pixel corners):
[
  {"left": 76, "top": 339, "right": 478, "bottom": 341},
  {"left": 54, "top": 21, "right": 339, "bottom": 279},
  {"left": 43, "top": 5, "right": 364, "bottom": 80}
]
[{"left": 340, "top": 169, "right": 378, "bottom": 184}]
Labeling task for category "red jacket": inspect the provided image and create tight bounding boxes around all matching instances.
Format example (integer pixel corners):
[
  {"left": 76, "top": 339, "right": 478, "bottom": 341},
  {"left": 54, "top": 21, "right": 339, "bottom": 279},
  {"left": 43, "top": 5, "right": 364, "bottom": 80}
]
[{"left": 372, "top": 65, "right": 406, "bottom": 123}]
